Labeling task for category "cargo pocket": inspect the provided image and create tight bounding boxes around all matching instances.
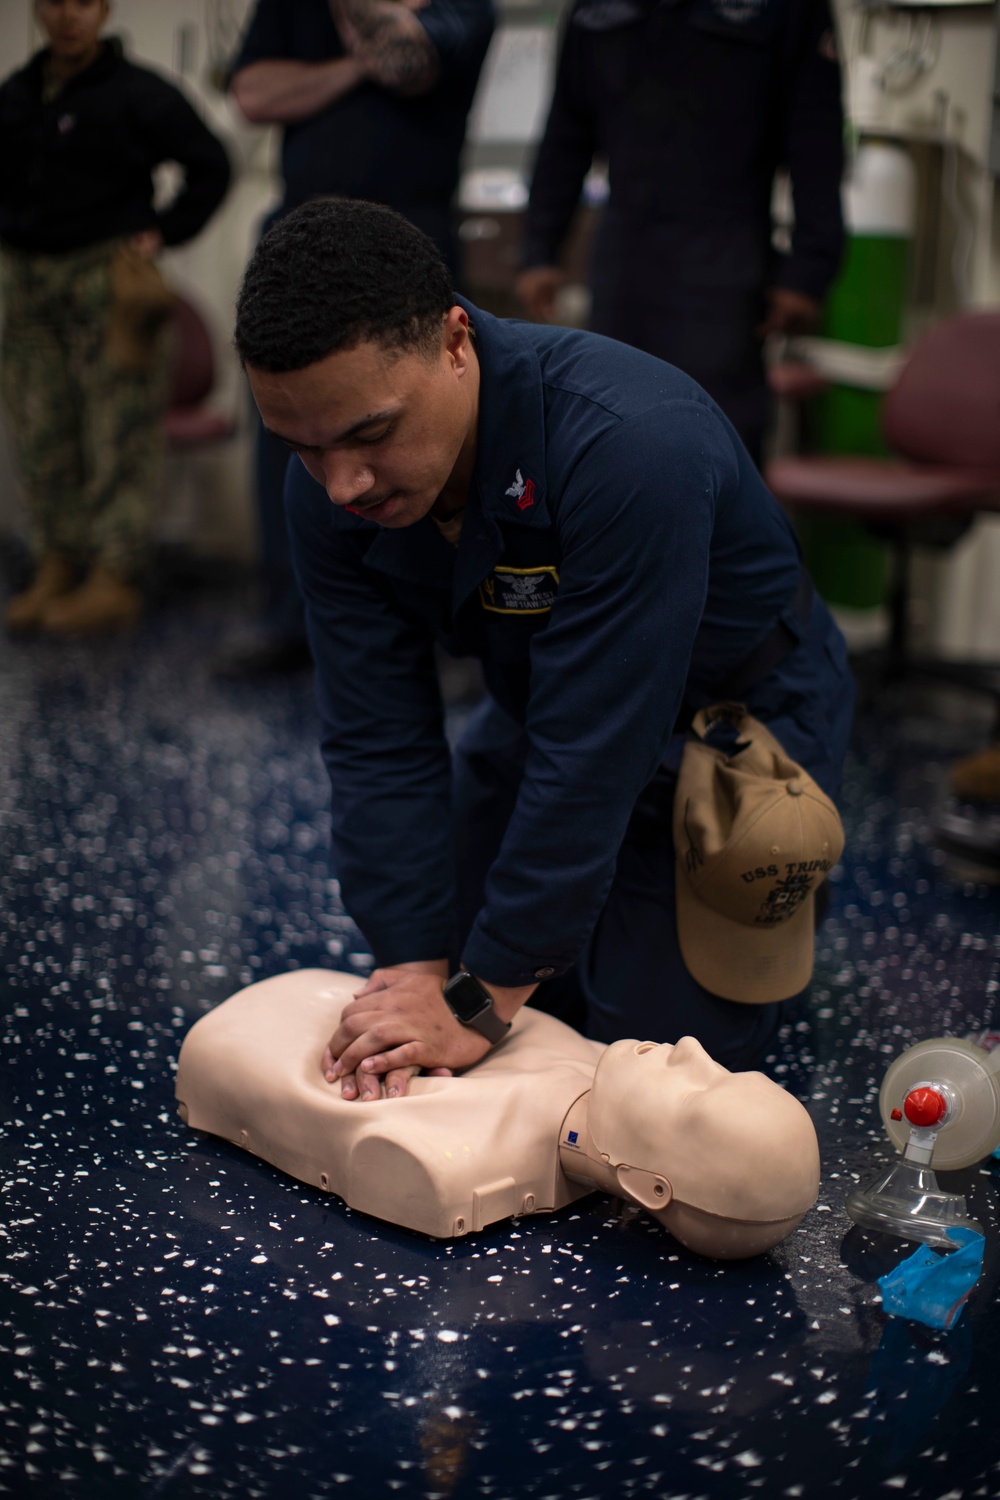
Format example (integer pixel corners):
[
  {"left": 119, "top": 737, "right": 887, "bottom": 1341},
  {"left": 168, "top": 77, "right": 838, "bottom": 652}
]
[{"left": 107, "top": 244, "right": 173, "bottom": 375}]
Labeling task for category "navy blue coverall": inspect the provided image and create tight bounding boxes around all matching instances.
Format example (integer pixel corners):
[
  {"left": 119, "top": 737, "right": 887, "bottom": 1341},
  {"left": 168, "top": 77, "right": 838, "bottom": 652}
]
[
  {"left": 230, "top": 0, "right": 495, "bottom": 649},
  {"left": 286, "top": 304, "right": 855, "bottom": 1068},
  {"left": 521, "top": 0, "right": 844, "bottom": 462}
]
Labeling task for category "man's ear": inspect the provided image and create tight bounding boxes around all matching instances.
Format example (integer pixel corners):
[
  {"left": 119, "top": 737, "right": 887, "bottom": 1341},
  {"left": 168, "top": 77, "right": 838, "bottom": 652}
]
[
  {"left": 616, "top": 1165, "right": 672, "bottom": 1210},
  {"left": 443, "top": 306, "right": 471, "bottom": 367}
]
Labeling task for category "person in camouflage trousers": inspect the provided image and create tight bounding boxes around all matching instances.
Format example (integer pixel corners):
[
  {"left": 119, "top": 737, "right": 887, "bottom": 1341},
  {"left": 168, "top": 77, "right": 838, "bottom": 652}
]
[
  {"left": 1, "top": 239, "right": 171, "bottom": 618},
  {"left": 0, "top": 0, "right": 229, "bottom": 636}
]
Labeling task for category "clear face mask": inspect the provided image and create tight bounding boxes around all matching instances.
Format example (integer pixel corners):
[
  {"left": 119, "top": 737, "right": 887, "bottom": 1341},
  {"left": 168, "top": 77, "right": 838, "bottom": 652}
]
[{"left": 846, "top": 1035, "right": 1000, "bottom": 1250}]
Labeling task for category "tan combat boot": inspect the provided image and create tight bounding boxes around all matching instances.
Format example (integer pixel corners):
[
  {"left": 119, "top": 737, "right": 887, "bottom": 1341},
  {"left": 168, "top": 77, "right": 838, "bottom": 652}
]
[
  {"left": 4, "top": 552, "right": 78, "bottom": 634},
  {"left": 949, "top": 744, "right": 1000, "bottom": 803},
  {"left": 40, "top": 562, "right": 142, "bottom": 637}
]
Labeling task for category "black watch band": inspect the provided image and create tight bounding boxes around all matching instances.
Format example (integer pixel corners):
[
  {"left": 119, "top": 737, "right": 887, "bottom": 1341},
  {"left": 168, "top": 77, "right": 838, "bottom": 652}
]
[{"left": 443, "top": 971, "right": 511, "bottom": 1046}]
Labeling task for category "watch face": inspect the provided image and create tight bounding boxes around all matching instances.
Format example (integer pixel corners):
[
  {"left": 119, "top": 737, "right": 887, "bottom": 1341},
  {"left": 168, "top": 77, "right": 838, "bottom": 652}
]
[{"left": 446, "top": 972, "right": 490, "bottom": 1022}]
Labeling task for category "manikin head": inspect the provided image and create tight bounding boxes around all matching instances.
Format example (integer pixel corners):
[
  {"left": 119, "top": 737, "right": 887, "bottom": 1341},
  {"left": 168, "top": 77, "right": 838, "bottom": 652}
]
[
  {"left": 234, "top": 199, "right": 479, "bottom": 531},
  {"left": 585, "top": 1036, "right": 820, "bottom": 1258}
]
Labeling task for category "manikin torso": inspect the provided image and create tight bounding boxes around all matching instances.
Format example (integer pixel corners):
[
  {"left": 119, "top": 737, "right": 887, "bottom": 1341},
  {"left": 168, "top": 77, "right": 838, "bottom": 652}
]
[{"left": 176, "top": 970, "right": 820, "bottom": 1257}]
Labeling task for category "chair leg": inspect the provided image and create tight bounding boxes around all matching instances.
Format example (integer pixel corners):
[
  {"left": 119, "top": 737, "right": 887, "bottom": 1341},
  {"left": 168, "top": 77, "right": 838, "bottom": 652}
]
[
  {"left": 886, "top": 532, "right": 912, "bottom": 680},
  {"left": 850, "top": 529, "right": 1000, "bottom": 731}
]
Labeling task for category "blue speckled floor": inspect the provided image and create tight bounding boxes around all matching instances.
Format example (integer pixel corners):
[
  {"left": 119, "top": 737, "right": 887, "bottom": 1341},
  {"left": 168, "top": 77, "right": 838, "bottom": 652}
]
[{"left": 2, "top": 601, "right": 1000, "bottom": 1500}]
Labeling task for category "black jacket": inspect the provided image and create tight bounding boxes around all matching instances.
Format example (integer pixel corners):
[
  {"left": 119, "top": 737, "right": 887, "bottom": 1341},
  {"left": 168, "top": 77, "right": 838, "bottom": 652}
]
[
  {"left": 0, "top": 38, "right": 230, "bottom": 253},
  {"left": 523, "top": 0, "right": 844, "bottom": 301}
]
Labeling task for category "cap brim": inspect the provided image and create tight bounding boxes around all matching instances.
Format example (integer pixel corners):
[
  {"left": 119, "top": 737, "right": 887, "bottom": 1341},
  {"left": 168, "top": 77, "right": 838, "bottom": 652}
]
[{"left": 675, "top": 860, "right": 817, "bottom": 1004}]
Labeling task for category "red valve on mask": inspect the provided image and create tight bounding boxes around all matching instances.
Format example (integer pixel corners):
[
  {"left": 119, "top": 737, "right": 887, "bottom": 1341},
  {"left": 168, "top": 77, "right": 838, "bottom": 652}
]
[{"left": 902, "top": 1086, "right": 948, "bottom": 1129}]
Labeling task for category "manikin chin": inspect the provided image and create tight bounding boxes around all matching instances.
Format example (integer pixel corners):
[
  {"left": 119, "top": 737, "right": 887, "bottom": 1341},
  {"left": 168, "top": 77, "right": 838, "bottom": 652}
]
[{"left": 176, "top": 970, "right": 820, "bottom": 1260}]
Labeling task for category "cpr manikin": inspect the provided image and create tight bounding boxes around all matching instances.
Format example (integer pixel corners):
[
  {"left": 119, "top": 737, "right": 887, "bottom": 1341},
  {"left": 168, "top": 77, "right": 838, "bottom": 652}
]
[{"left": 176, "top": 970, "right": 820, "bottom": 1259}]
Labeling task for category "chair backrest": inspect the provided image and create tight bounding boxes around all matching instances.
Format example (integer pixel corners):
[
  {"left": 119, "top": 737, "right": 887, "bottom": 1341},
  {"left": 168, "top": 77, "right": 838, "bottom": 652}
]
[
  {"left": 168, "top": 294, "right": 215, "bottom": 410},
  {"left": 883, "top": 311, "right": 1000, "bottom": 469}
]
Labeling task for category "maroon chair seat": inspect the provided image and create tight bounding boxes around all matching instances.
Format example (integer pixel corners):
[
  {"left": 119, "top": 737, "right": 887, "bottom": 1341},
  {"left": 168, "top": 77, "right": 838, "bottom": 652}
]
[
  {"left": 768, "top": 455, "right": 1000, "bottom": 523},
  {"left": 766, "top": 311, "right": 1000, "bottom": 503}
]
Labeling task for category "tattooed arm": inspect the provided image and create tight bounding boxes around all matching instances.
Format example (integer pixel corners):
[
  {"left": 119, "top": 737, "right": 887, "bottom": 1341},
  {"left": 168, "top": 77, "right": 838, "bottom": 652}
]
[
  {"left": 329, "top": 0, "right": 441, "bottom": 96},
  {"left": 230, "top": 56, "right": 368, "bottom": 124}
]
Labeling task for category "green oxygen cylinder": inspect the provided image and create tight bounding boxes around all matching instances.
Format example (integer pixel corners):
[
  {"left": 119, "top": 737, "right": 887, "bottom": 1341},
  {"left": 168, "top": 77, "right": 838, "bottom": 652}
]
[{"left": 800, "top": 140, "right": 917, "bottom": 613}]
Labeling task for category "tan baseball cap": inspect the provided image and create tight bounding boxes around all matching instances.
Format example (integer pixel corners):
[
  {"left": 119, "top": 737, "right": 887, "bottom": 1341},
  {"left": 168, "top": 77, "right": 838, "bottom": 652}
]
[{"left": 674, "top": 704, "right": 845, "bottom": 1004}]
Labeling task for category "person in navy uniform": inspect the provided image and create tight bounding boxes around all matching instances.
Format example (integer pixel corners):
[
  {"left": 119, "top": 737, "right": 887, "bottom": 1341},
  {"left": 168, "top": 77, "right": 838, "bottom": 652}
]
[
  {"left": 516, "top": 0, "right": 845, "bottom": 464},
  {"left": 234, "top": 199, "right": 855, "bottom": 1102},
  {"left": 219, "top": 0, "right": 495, "bottom": 676}
]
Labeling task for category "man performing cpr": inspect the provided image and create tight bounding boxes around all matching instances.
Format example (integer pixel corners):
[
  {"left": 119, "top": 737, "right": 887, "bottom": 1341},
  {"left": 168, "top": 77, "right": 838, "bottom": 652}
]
[{"left": 234, "top": 199, "right": 855, "bottom": 1102}]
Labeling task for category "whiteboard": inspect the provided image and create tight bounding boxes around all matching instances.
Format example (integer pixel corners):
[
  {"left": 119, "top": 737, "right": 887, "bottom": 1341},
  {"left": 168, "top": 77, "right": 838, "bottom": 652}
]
[{"left": 466, "top": 25, "right": 558, "bottom": 144}]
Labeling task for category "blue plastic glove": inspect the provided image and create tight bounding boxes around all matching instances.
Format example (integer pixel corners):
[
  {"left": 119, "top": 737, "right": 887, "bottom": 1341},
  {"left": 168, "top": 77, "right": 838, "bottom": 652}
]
[{"left": 878, "top": 1226, "right": 985, "bottom": 1331}]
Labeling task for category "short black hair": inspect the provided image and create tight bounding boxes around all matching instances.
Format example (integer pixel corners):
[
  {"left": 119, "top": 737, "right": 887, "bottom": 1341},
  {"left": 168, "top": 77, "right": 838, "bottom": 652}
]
[{"left": 234, "top": 198, "right": 454, "bottom": 372}]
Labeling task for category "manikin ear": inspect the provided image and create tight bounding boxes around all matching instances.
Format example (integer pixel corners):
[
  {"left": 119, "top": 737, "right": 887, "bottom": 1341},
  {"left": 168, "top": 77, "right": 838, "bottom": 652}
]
[{"left": 616, "top": 1165, "right": 672, "bottom": 1211}]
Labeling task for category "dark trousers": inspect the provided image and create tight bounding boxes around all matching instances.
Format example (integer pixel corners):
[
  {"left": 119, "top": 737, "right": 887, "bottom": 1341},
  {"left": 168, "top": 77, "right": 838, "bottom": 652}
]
[
  {"left": 589, "top": 211, "right": 770, "bottom": 466},
  {"left": 452, "top": 594, "right": 855, "bottom": 1071}
]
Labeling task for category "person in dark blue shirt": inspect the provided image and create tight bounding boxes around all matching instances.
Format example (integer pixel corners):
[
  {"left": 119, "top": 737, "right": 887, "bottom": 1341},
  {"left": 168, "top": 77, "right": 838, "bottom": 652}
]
[
  {"left": 230, "top": 0, "right": 494, "bottom": 266},
  {"left": 234, "top": 199, "right": 855, "bottom": 1102},
  {"left": 218, "top": 0, "right": 495, "bottom": 677},
  {"left": 516, "top": 0, "right": 845, "bottom": 465}
]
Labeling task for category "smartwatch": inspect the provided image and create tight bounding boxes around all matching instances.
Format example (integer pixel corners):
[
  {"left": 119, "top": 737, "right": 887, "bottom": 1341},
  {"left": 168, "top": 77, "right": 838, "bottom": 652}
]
[{"left": 442, "top": 971, "right": 511, "bottom": 1046}]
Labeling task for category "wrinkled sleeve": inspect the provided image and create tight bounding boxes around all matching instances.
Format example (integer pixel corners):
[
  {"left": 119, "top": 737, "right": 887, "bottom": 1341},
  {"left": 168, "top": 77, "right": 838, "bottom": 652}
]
[
  {"left": 462, "top": 400, "right": 738, "bottom": 986},
  {"left": 134, "top": 75, "right": 231, "bottom": 246},
  {"left": 775, "top": 0, "right": 844, "bottom": 301},
  {"left": 285, "top": 462, "right": 456, "bottom": 966},
  {"left": 417, "top": 0, "right": 496, "bottom": 80},
  {"left": 521, "top": 16, "right": 597, "bottom": 269}
]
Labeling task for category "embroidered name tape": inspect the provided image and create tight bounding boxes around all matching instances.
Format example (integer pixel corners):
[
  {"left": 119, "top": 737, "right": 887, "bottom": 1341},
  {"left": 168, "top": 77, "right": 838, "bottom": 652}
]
[{"left": 479, "top": 566, "right": 559, "bottom": 615}]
